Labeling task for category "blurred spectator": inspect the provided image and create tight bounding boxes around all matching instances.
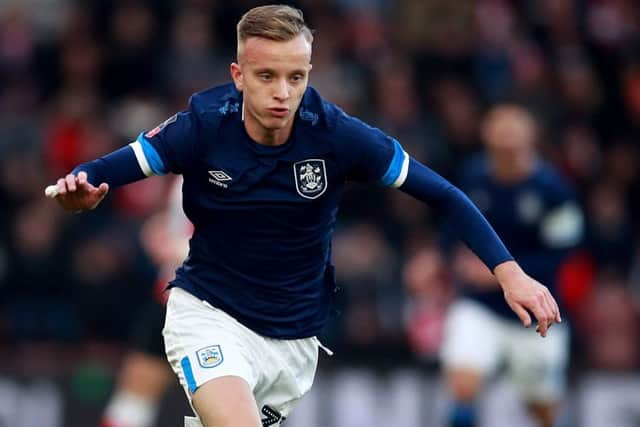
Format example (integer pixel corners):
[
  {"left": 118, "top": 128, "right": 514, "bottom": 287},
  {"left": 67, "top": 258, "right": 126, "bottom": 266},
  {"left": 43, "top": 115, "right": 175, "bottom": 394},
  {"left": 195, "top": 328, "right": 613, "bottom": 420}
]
[
  {"left": 308, "top": 14, "right": 367, "bottom": 113},
  {"left": 331, "top": 222, "right": 404, "bottom": 362},
  {"left": 430, "top": 78, "right": 482, "bottom": 162},
  {"left": 576, "top": 275, "right": 638, "bottom": 371},
  {"left": 64, "top": 221, "right": 155, "bottom": 342},
  {"left": 3, "top": 198, "right": 73, "bottom": 341},
  {"left": 576, "top": 278, "right": 640, "bottom": 427},
  {"left": 622, "top": 62, "right": 640, "bottom": 126},
  {"left": 558, "top": 123, "right": 602, "bottom": 187},
  {"left": 102, "top": 2, "right": 159, "bottom": 99},
  {"left": 584, "top": 179, "right": 634, "bottom": 273},
  {"left": 403, "top": 244, "right": 453, "bottom": 360},
  {"left": 555, "top": 51, "right": 603, "bottom": 120},
  {"left": 472, "top": 0, "right": 516, "bottom": 102},
  {"left": 162, "top": 7, "right": 228, "bottom": 102},
  {"left": 372, "top": 56, "right": 450, "bottom": 170}
]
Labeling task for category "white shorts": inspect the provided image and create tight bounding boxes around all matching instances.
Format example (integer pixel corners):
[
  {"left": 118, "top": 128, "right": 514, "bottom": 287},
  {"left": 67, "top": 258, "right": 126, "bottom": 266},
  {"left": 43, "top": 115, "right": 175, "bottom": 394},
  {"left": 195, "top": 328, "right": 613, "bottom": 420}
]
[
  {"left": 440, "top": 299, "right": 569, "bottom": 402},
  {"left": 163, "top": 287, "right": 321, "bottom": 425}
]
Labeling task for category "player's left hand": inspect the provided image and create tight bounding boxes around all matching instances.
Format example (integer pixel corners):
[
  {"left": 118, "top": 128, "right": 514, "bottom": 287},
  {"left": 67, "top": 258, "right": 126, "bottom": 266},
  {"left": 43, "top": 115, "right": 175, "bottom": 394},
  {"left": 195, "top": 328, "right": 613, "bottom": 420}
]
[{"left": 494, "top": 260, "right": 561, "bottom": 338}]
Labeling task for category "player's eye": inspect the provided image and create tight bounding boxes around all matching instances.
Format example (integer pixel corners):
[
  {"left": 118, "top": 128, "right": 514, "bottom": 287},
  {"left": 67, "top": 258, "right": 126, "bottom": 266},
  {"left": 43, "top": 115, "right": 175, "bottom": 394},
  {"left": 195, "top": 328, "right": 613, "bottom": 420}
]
[
  {"left": 290, "top": 74, "right": 304, "bottom": 83},
  {"left": 259, "top": 73, "right": 272, "bottom": 81}
]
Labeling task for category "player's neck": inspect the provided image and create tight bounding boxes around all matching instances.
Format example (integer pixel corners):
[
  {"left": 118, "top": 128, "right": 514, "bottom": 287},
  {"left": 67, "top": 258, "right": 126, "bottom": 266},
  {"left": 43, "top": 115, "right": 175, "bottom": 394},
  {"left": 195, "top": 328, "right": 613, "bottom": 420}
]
[
  {"left": 244, "top": 116, "right": 293, "bottom": 146},
  {"left": 490, "top": 156, "right": 537, "bottom": 183}
]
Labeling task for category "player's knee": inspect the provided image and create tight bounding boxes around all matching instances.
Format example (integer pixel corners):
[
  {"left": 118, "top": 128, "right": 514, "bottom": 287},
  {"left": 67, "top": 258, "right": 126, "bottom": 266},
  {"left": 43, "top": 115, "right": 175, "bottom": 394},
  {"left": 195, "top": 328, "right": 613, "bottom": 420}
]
[
  {"left": 191, "top": 377, "right": 262, "bottom": 427},
  {"left": 446, "top": 368, "right": 484, "bottom": 402}
]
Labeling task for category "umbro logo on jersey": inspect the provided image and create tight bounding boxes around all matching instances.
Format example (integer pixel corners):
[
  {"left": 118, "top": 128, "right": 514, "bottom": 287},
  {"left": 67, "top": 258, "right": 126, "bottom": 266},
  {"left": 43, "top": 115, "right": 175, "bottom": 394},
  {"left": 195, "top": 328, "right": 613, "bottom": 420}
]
[{"left": 208, "top": 170, "right": 232, "bottom": 188}]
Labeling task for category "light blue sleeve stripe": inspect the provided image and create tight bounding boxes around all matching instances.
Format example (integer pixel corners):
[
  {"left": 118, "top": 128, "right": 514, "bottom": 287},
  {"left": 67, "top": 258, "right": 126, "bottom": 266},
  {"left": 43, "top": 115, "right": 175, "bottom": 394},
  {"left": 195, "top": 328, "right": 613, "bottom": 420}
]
[
  {"left": 181, "top": 356, "right": 198, "bottom": 393},
  {"left": 380, "top": 139, "right": 405, "bottom": 186},
  {"left": 137, "top": 132, "right": 168, "bottom": 175}
]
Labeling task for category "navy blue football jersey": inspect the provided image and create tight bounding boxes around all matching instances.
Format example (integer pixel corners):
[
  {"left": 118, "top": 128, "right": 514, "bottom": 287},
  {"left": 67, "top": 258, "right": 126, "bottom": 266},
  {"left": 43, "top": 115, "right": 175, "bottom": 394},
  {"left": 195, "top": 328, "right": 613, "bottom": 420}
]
[
  {"left": 129, "top": 83, "right": 409, "bottom": 338},
  {"left": 457, "top": 156, "right": 583, "bottom": 319}
]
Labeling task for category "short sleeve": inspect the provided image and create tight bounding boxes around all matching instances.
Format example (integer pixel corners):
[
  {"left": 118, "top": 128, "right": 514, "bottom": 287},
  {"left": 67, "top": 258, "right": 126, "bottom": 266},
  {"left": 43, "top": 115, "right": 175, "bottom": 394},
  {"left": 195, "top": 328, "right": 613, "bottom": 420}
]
[
  {"left": 335, "top": 113, "right": 408, "bottom": 186},
  {"left": 539, "top": 168, "right": 584, "bottom": 248},
  {"left": 129, "top": 100, "right": 200, "bottom": 176}
]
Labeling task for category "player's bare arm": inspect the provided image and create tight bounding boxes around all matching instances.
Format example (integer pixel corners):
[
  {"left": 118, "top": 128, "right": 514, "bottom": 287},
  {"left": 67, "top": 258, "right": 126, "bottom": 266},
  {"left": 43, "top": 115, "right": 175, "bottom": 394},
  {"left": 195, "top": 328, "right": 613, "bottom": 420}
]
[{"left": 45, "top": 171, "right": 109, "bottom": 212}]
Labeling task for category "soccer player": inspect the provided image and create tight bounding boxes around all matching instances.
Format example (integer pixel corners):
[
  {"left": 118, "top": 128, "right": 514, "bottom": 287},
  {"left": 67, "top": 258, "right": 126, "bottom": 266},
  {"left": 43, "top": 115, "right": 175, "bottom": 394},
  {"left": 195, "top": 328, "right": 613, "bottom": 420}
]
[
  {"left": 46, "top": 6, "right": 561, "bottom": 427},
  {"left": 100, "top": 177, "right": 191, "bottom": 427},
  {"left": 441, "top": 104, "right": 583, "bottom": 427}
]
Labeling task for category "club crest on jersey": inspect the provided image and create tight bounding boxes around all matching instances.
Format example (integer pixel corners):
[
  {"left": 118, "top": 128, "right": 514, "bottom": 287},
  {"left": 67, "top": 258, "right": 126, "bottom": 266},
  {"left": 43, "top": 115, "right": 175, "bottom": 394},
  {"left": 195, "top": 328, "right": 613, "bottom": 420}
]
[
  {"left": 196, "top": 345, "right": 223, "bottom": 368},
  {"left": 294, "top": 159, "right": 327, "bottom": 199}
]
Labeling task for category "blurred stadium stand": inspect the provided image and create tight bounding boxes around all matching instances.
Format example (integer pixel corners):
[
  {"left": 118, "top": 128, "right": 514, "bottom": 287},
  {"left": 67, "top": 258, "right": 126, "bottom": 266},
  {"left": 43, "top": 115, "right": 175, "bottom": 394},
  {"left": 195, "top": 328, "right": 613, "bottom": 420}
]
[{"left": 0, "top": 0, "right": 638, "bottom": 426}]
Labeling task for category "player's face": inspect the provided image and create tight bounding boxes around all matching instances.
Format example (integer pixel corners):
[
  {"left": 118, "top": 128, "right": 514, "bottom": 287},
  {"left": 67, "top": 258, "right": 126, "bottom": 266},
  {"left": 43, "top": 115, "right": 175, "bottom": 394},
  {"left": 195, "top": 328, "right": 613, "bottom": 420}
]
[
  {"left": 483, "top": 107, "right": 536, "bottom": 158},
  {"left": 231, "top": 34, "right": 312, "bottom": 142}
]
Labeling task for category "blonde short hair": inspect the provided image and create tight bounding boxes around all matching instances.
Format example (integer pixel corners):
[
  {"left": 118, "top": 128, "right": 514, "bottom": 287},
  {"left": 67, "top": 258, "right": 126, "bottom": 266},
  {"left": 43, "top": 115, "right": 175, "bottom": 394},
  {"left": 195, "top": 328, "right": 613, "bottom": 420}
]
[{"left": 237, "top": 5, "right": 313, "bottom": 49}]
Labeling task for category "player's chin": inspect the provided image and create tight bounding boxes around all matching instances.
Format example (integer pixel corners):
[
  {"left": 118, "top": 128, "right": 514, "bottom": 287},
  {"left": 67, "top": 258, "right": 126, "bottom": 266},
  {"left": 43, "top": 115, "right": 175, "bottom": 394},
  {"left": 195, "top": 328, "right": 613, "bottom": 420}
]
[{"left": 261, "top": 116, "right": 291, "bottom": 129}]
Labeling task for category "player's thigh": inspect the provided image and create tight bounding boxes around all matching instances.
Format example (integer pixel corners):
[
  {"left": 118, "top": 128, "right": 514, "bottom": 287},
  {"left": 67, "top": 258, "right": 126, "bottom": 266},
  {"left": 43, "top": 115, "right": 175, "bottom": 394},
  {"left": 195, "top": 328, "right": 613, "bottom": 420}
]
[
  {"left": 253, "top": 336, "right": 320, "bottom": 424},
  {"left": 163, "top": 287, "right": 260, "bottom": 413},
  {"left": 192, "top": 375, "right": 261, "bottom": 427},
  {"left": 441, "top": 299, "right": 503, "bottom": 375},
  {"left": 506, "top": 322, "right": 569, "bottom": 403}
]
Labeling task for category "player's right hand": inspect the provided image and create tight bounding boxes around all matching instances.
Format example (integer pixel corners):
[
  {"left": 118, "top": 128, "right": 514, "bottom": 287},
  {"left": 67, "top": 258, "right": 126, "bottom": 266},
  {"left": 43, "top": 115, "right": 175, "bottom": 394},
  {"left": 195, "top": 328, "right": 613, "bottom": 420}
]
[
  {"left": 45, "top": 171, "right": 109, "bottom": 212},
  {"left": 494, "top": 260, "right": 561, "bottom": 338}
]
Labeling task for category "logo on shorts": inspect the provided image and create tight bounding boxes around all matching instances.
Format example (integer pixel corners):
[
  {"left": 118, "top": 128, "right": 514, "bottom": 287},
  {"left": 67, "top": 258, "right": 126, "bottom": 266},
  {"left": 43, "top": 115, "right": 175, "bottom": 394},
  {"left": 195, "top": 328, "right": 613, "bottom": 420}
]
[
  {"left": 196, "top": 345, "right": 223, "bottom": 368},
  {"left": 293, "top": 159, "right": 327, "bottom": 199}
]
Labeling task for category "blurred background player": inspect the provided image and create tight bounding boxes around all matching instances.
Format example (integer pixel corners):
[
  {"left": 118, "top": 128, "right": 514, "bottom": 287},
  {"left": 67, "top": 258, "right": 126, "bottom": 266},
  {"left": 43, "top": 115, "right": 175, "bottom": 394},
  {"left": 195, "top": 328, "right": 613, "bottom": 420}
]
[
  {"left": 440, "top": 104, "right": 584, "bottom": 427},
  {"left": 100, "top": 177, "right": 191, "bottom": 427}
]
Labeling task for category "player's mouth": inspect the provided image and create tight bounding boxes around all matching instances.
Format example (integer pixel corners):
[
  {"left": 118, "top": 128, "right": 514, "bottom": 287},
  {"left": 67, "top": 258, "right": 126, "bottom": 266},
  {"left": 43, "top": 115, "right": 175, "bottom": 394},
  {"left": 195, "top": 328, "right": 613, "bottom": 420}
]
[{"left": 267, "top": 107, "right": 289, "bottom": 118}]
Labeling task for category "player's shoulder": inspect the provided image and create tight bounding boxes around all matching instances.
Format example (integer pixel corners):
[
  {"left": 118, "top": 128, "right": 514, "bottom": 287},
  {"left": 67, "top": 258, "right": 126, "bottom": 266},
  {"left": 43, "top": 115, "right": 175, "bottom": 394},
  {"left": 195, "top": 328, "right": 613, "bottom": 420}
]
[
  {"left": 321, "top": 101, "right": 393, "bottom": 151},
  {"left": 532, "top": 160, "right": 575, "bottom": 199},
  {"left": 533, "top": 161, "right": 569, "bottom": 187},
  {"left": 297, "top": 86, "right": 342, "bottom": 131},
  {"left": 457, "top": 154, "right": 490, "bottom": 186},
  {"left": 301, "top": 87, "right": 380, "bottom": 135},
  {"left": 188, "top": 83, "right": 243, "bottom": 125}
]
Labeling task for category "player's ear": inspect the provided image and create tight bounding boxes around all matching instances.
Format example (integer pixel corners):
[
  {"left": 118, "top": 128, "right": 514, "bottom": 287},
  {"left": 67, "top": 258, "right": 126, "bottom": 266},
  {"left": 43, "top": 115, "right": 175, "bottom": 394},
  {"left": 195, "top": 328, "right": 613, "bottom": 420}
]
[{"left": 230, "top": 63, "right": 243, "bottom": 91}]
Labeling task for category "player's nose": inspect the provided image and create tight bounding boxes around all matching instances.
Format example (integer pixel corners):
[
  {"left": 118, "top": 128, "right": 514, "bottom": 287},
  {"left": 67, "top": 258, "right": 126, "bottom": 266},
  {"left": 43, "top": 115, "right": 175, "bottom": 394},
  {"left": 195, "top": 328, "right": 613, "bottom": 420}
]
[{"left": 273, "top": 79, "right": 290, "bottom": 101}]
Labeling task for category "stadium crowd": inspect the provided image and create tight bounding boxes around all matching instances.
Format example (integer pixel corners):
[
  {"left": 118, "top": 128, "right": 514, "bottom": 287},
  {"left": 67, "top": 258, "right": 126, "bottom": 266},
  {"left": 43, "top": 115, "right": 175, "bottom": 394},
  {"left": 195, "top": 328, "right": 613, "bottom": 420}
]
[{"left": 0, "top": 0, "right": 638, "bottom": 426}]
